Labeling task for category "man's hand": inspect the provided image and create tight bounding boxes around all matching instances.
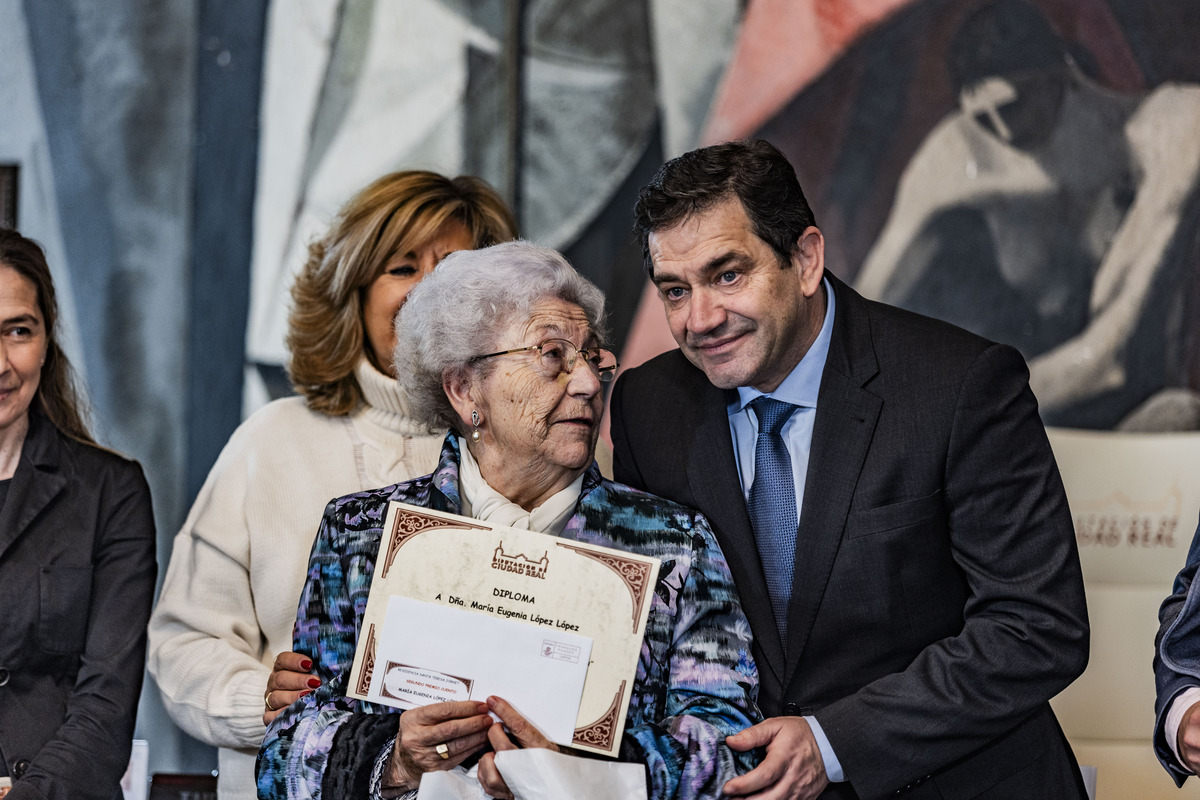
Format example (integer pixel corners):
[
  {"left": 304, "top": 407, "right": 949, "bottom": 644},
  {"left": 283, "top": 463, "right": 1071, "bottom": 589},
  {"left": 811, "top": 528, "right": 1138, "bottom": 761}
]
[
  {"left": 262, "top": 651, "right": 320, "bottom": 726},
  {"left": 1178, "top": 701, "right": 1200, "bottom": 772},
  {"left": 724, "top": 717, "right": 829, "bottom": 799}
]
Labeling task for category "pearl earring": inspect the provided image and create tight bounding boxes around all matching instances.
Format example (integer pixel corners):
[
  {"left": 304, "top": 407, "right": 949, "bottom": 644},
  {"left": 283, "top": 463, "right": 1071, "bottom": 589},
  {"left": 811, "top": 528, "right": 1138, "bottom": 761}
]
[{"left": 471, "top": 410, "right": 481, "bottom": 442}]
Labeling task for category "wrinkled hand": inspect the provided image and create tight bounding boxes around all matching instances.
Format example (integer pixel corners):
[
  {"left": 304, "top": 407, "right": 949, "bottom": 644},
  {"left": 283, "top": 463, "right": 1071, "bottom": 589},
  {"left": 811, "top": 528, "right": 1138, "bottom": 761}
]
[
  {"left": 262, "top": 651, "right": 320, "bottom": 726},
  {"left": 477, "top": 696, "right": 562, "bottom": 800},
  {"left": 383, "top": 701, "right": 493, "bottom": 793},
  {"left": 1178, "top": 701, "right": 1200, "bottom": 772},
  {"left": 724, "top": 716, "right": 829, "bottom": 800}
]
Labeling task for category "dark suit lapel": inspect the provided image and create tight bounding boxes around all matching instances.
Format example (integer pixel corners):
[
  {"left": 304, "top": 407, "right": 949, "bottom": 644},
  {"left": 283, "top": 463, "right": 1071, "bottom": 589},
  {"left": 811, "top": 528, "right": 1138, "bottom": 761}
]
[
  {"left": 0, "top": 415, "right": 67, "bottom": 562},
  {"left": 684, "top": 379, "right": 787, "bottom": 683},
  {"left": 783, "top": 277, "right": 881, "bottom": 688}
]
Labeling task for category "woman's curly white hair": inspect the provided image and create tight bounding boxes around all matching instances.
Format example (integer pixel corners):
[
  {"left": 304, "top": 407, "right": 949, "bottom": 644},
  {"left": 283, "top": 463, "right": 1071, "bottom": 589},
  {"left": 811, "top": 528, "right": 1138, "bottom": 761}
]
[{"left": 393, "top": 240, "right": 608, "bottom": 434}]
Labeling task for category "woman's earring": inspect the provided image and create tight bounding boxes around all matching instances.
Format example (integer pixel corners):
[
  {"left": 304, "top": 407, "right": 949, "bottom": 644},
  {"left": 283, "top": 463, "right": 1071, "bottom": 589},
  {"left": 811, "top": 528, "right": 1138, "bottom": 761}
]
[{"left": 470, "top": 410, "right": 481, "bottom": 442}]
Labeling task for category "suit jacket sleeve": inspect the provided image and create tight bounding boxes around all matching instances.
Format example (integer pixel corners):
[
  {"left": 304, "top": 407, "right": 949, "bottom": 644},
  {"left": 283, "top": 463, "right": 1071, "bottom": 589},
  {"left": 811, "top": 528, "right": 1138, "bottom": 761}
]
[
  {"left": 1154, "top": 514, "right": 1200, "bottom": 785},
  {"left": 11, "top": 459, "right": 157, "bottom": 800},
  {"left": 815, "top": 343, "right": 1089, "bottom": 796},
  {"left": 610, "top": 373, "right": 642, "bottom": 490}
]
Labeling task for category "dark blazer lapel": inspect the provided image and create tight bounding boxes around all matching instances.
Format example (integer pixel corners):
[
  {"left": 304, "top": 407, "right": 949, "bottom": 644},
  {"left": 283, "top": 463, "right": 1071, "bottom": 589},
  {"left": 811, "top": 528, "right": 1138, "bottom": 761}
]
[
  {"left": 783, "top": 276, "right": 881, "bottom": 687},
  {"left": 684, "top": 378, "right": 787, "bottom": 681},
  {"left": 0, "top": 415, "right": 68, "bottom": 562}
]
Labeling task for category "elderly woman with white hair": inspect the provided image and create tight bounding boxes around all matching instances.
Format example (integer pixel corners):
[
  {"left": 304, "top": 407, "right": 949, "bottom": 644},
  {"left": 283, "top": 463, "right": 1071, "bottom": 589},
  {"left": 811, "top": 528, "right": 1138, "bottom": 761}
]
[{"left": 257, "top": 241, "right": 760, "bottom": 800}]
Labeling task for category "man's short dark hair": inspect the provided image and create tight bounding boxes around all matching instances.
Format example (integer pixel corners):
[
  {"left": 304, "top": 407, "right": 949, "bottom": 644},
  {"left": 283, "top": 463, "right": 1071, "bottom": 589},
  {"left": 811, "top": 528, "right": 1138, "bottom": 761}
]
[{"left": 633, "top": 139, "right": 817, "bottom": 276}]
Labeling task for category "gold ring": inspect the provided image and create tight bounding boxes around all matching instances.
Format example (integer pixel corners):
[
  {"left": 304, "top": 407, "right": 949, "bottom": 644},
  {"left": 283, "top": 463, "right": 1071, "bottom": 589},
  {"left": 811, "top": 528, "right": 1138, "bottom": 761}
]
[
  {"left": 265, "top": 691, "right": 279, "bottom": 712},
  {"left": 436, "top": 742, "right": 450, "bottom": 760}
]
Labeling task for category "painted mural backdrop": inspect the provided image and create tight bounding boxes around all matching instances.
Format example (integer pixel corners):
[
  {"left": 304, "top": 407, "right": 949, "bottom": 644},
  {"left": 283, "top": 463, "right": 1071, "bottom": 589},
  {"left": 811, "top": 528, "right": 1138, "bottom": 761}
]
[
  {"left": 246, "top": 0, "right": 740, "bottom": 404},
  {"left": 741, "top": 0, "right": 1200, "bottom": 433},
  {"left": 248, "top": 0, "right": 1200, "bottom": 558}
]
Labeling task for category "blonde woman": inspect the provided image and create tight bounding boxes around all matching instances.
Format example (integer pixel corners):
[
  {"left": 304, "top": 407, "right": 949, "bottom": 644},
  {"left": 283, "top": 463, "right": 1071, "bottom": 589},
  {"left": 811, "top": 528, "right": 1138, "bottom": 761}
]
[{"left": 148, "top": 171, "right": 516, "bottom": 800}]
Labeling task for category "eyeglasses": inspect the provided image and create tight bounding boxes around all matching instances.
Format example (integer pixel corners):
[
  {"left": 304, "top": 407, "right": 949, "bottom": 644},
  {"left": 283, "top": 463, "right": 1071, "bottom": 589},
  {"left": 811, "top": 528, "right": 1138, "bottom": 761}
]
[{"left": 472, "top": 338, "right": 619, "bottom": 382}]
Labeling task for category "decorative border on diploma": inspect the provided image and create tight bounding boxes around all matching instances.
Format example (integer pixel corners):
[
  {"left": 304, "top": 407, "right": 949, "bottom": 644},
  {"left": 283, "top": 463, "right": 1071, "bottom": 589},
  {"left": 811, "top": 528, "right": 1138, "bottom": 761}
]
[
  {"left": 356, "top": 624, "right": 377, "bottom": 696},
  {"left": 555, "top": 542, "right": 654, "bottom": 632},
  {"left": 382, "top": 507, "right": 489, "bottom": 578},
  {"left": 573, "top": 680, "right": 625, "bottom": 751}
]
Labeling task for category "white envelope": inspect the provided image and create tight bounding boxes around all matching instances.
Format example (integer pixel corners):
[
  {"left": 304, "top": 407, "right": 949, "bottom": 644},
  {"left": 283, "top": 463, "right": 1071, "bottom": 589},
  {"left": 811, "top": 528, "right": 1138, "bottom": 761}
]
[
  {"left": 415, "top": 751, "right": 647, "bottom": 800},
  {"left": 493, "top": 749, "right": 648, "bottom": 800},
  {"left": 363, "top": 596, "right": 593, "bottom": 745}
]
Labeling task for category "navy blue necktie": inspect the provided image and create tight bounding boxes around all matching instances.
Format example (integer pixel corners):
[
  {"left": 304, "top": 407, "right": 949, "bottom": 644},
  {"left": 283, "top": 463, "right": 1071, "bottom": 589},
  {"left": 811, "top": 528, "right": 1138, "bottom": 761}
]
[{"left": 748, "top": 396, "right": 799, "bottom": 646}]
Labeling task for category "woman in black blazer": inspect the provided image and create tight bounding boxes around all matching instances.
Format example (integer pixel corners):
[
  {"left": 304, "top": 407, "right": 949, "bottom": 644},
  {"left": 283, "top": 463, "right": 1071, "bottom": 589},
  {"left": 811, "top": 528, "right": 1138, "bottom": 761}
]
[{"left": 0, "top": 229, "right": 156, "bottom": 800}]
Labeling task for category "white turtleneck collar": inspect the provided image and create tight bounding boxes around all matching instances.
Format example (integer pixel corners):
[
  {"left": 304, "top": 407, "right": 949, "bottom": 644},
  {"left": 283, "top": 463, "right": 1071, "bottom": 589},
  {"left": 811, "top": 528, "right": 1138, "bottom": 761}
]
[{"left": 353, "top": 357, "right": 430, "bottom": 437}]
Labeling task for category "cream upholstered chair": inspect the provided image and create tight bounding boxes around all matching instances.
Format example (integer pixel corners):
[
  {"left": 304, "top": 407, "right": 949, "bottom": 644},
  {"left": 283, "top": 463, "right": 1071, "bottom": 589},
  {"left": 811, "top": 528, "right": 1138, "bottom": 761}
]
[{"left": 1048, "top": 429, "right": 1200, "bottom": 799}]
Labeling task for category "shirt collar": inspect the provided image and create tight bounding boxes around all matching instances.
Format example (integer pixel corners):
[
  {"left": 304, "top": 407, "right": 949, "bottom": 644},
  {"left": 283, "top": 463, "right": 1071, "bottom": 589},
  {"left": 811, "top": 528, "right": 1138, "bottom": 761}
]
[{"left": 729, "top": 276, "right": 836, "bottom": 415}]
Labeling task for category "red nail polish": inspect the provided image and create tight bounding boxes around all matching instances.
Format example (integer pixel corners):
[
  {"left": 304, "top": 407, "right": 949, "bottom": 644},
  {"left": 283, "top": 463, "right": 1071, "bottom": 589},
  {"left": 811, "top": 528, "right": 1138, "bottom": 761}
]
[
  {"left": 307, "top": 677, "right": 321, "bottom": 688},
  {"left": 300, "top": 689, "right": 312, "bottom": 697},
  {"left": 300, "top": 659, "right": 313, "bottom": 670}
]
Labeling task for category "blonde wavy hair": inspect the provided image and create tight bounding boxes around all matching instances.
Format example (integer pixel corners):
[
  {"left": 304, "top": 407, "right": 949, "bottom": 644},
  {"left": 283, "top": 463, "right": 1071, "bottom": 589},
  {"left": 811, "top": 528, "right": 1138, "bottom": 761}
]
[{"left": 287, "top": 171, "right": 517, "bottom": 415}]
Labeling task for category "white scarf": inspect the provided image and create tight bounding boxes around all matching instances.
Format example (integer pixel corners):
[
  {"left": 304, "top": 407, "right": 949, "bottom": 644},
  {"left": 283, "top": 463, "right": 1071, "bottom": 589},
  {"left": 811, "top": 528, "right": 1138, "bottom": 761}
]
[{"left": 456, "top": 437, "right": 583, "bottom": 536}]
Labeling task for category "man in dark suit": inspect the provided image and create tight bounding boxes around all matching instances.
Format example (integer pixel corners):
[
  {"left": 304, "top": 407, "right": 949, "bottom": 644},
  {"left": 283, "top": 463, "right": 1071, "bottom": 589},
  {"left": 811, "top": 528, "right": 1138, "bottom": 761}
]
[{"left": 609, "top": 139, "right": 1090, "bottom": 799}]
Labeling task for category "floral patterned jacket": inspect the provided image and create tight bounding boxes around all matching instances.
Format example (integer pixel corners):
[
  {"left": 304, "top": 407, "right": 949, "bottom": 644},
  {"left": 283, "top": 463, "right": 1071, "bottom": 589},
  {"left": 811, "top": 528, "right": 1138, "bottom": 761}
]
[{"left": 257, "top": 435, "right": 760, "bottom": 799}]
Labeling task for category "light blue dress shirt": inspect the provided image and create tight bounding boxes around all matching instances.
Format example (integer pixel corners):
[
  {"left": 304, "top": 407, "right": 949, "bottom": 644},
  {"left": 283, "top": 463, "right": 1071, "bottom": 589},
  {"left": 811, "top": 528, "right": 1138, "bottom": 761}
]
[{"left": 726, "top": 276, "right": 845, "bottom": 783}]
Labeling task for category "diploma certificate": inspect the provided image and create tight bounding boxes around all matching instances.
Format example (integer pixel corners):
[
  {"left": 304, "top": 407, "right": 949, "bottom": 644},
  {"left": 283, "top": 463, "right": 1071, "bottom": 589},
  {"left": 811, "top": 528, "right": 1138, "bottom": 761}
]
[{"left": 348, "top": 502, "right": 661, "bottom": 757}]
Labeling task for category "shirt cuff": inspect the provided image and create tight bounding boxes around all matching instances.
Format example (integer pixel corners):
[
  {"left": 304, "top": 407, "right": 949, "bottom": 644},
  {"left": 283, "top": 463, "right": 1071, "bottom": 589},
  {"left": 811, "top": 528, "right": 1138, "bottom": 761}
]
[
  {"left": 369, "top": 735, "right": 417, "bottom": 800},
  {"left": 1168, "top": 686, "right": 1200, "bottom": 769},
  {"left": 805, "top": 715, "right": 844, "bottom": 783}
]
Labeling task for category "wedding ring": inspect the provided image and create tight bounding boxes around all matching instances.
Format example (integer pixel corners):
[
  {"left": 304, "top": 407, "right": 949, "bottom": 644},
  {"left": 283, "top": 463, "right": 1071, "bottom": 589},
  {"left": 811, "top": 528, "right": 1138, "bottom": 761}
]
[
  {"left": 436, "top": 742, "right": 450, "bottom": 760},
  {"left": 264, "top": 691, "right": 279, "bottom": 712}
]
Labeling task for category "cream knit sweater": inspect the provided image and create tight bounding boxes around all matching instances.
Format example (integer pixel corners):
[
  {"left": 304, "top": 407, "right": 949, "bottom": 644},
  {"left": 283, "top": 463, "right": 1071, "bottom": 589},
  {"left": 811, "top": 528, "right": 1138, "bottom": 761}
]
[{"left": 147, "top": 360, "right": 443, "bottom": 800}]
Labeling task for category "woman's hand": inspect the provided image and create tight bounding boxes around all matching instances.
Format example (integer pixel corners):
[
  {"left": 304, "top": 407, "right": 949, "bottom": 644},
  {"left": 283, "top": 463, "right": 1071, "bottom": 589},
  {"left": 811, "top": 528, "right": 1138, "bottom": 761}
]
[
  {"left": 262, "top": 651, "right": 321, "bottom": 726},
  {"left": 477, "top": 696, "right": 562, "bottom": 800},
  {"left": 383, "top": 700, "right": 494, "bottom": 792}
]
